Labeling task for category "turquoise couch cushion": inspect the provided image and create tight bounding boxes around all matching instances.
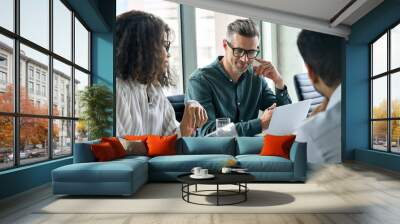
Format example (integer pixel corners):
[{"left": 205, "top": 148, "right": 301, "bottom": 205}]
[
  {"left": 236, "top": 155, "right": 293, "bottom": 172},
  {"left": 148, "top": 154, "right": 235, "bottom": 172},
  {"left": 116, "top": 155, "right": 150, "bottom": 163},
  {"left": 52, "top": 157, "right": 148, "bottom": 195},
  {"left": 179, "top": 137, "right": 235, "bottom": 155},
  {"left": 236, "top": 137, "right": 263, "bottom": 155},
  {"left": 53, "top": 159, "right": 147, "bottom": 183}
]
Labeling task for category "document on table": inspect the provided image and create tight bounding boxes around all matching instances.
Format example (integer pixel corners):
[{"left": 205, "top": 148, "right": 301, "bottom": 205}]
[{"left": 263, "top": 100, "right": 311, "bottom": 135}]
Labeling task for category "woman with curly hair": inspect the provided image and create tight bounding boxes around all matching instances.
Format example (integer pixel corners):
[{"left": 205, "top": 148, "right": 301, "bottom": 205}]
[{"left": 116, "top": 10, "right": 207, "bottom": 137}]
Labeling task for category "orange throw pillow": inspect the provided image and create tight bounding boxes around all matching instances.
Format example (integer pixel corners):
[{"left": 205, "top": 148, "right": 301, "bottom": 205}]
[
  {"left": 91, "top": 142, "right": 118, "bottom": 161},
  {"left": 101, "top": 137, "right": 126, "bottom": 158},
  {"left": 146, "top": 135, "right": 177, "bottom": 157},
  {"left": 260, "top": 134, "right": 296, "bottom": 159}
]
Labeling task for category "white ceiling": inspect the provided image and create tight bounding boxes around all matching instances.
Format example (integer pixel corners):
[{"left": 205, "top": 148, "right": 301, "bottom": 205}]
[
  {"left": 226, "top": 0, "right": 352, "bottom": 23},
  {"left": 168, "top": 0, "right": 384, "bottom": 38}
]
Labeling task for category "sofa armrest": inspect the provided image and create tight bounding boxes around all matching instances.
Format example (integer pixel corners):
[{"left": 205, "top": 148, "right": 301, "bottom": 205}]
[
  {"left": 289, "top": 142, "right": 307, "bottom": 181},
  {"left": 73, "top": 140, "right": 100, "bottom": 163}
]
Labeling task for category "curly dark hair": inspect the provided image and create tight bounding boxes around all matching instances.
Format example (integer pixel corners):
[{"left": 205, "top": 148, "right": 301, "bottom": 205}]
[{"left": 116, "top": 10, "right": 173, "bottom": 87}]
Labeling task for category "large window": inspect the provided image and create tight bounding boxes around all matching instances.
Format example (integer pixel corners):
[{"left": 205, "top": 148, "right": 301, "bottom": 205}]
[
  {"left": 371, "top": 23, "right": 400, "bottom": 153},
  {"left": 117, "top": 0, "right": 183, "bottom": 96},
  {"left": 0, "top": 0, "right": 91, "bottom": 170}
]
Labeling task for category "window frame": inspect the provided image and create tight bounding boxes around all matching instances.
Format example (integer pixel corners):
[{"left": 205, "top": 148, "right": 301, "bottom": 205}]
[
  {"left": 0, "top": 0, "right": 92, "bottom": 171},
  {"left": 370, "top": 19, "right": 400, "bottom": 154}
]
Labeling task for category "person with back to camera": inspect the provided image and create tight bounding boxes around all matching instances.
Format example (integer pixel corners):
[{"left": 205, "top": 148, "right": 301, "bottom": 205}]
[
  {"left": 116, "top": 10, "right": 207, "bottom": 137},
  {"left": 296, "top": 30, "right": 344, "bottom": 164}
]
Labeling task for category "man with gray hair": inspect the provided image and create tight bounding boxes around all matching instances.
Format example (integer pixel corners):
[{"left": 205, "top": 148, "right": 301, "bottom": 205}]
[{"left": 186, "top": 19, "right": 291, "bottom": 136}]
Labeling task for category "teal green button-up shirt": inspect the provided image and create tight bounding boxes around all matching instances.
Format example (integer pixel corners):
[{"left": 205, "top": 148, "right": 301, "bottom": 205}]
[{"left": 186, "top": 57, "right": 292, "bottom": 136}]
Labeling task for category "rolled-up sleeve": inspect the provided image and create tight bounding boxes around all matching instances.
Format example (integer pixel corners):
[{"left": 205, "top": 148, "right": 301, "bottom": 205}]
[{"left": 186, "top": 76, "right": 217, "bottom": 136}]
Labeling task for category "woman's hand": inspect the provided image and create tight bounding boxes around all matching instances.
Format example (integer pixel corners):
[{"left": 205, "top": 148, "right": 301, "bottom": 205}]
[{"left": 180, "top": 101, "right": 208, "bottom": 136}]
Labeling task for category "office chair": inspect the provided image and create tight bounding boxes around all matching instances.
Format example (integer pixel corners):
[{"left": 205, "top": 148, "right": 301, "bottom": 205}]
[{"left": 293, "top": 73, "right": 324, "bottom": 114}]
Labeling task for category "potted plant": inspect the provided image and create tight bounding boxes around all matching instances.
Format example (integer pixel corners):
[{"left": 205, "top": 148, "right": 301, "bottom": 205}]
[{"left": 79, "top": 84, "right": 113, "bottom": 140}]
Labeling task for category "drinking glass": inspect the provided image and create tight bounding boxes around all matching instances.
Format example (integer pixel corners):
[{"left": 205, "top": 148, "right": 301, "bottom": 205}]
[{"left": 216, "top": 118, "right": 231, "bottom": 136}]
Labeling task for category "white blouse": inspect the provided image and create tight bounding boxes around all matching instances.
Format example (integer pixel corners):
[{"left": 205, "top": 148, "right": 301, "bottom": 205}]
[{"left": 116, "top": 78, "right": 180, "bottom": 136}]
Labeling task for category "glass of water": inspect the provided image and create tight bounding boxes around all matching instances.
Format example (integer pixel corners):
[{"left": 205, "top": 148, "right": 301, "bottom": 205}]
[{"left": 216, "top": 118, "right": 231, "bottom": 136}]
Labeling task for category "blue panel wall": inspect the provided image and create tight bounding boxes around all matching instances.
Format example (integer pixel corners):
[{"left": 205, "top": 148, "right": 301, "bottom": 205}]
[
  {"left": 345, "top": 0, "right": 400, "bottom": 171},
  {"left": 344, "top": 44, "right": 369, "bottom": 159},
  {"left": 92, "top": 32, "right": 113, "bottom": 90},
  {"left": 355, "top": 149, "right": 400, "bottom": 172},
  {"left": 0, "top": 0, "right": 115, "bottom": 200},
  {"left": 0, "top": 158, "right": 72, "bottom": 199},
  {"left": 92, "top": 31, "right": 114, "bottom": 135}
]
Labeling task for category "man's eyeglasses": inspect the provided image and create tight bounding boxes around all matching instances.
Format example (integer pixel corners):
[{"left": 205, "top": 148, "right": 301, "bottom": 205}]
[
  {"left": 164, "top": 41, "right": 171, "bottom": 52},
  {"left": 226, "top": 41, "right": 259, "bottom": 59}
]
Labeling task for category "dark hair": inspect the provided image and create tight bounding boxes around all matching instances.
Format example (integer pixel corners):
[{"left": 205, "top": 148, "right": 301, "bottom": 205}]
[
  {"left": 116, "top": 10, "right": 173, "bottom": 86},
  {"left": 297, "top": 30, "right": 343, "bottom": 87},
  {"left": 227, "top": 19, "right": 259, "bottom": 41}
]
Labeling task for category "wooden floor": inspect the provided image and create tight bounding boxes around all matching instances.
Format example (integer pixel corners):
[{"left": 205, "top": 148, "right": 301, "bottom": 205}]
[{"left": 1, "top": 162, "right": 400, "bottom": 224}]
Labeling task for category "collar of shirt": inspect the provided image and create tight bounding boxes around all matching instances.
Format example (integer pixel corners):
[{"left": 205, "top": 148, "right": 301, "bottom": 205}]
[
  {"left": 327, "top": 84, "right": 341, "bottom": 110},
  {"left": 127, "top": 79, "right": 159, "bottom": 104},
  {"left": 214, "top": 56, "right": 250, "bottom": 83}
]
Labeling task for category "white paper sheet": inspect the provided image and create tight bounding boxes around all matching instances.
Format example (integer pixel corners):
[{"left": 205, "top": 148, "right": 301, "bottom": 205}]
[{"left": 263, "top": 100, "right": 311, "bottom": 135}]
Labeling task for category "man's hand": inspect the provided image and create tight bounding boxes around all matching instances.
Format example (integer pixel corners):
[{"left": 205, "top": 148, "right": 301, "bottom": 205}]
[
  {"left": 260, "top": 103, "right": 276, "bottom": 130},
  {"left": 253, "top": 58, "right": 284, "bottom": 89},
  {"left": 180, "top": 101, "right": 208, "bottom": 136}
]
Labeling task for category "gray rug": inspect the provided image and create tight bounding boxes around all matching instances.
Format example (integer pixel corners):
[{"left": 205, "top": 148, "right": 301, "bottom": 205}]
[{"left": 38, "top": 183, "right": 362, "bottom": 214}]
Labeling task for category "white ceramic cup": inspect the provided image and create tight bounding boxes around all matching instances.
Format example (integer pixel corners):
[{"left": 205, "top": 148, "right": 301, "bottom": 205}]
[
  {"left": 221, "top": 167, "right": 232, "bottom": 174},
  {"left": 200, "top": 169, "right": 208, "bottom": 176},
  {"left": 191, "top": 167, "right": 202, "bottom": 176}
]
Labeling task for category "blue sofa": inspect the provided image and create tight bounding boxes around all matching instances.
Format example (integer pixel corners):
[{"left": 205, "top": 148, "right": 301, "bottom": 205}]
[{"left": 52, "top": 137, "right": 307, "bottom": 196}]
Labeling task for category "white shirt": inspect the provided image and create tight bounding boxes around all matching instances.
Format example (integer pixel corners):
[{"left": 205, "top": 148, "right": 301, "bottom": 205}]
[
  {"left": 296, "top": 84, "right": 341, "bottom": 164},
  {"left": 116, "top": 78, "right": 180, "bottom": 136}
]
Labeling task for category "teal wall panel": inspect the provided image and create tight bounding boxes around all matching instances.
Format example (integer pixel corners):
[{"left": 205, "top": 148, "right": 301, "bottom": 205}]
[
  {"left": 92, "top": 31, "right": 114, "bottom": 135},
  {"left": 344, "top": 44, "right": 369, "bottom": 159},
  {"left": 0, "top": 158, "right": 72, "bottom": 199},
  {"left": 355, "top": 149, "right": 400, "bottom": 172},
  {"left": 92, "top": 32, "right": 113, "bottom": 87}
]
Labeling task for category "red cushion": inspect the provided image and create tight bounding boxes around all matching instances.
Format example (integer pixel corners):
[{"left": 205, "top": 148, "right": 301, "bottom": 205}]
[
  {"left": 101, "top": 137, "right": 126, "bottom": 158},
  {"left": 91, "top": 142, "right": 118, "bottom": 161},
  {"left": 259, "top": 134, "right": 296, "bottom": 159},
  {"left": 146, "top": 135, "right": 177, "bottom": 157}
]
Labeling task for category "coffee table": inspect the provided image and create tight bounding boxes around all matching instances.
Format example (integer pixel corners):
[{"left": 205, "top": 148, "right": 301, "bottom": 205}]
[{"left": 177, "top": 172, "right": 255, "bottom": 206}]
